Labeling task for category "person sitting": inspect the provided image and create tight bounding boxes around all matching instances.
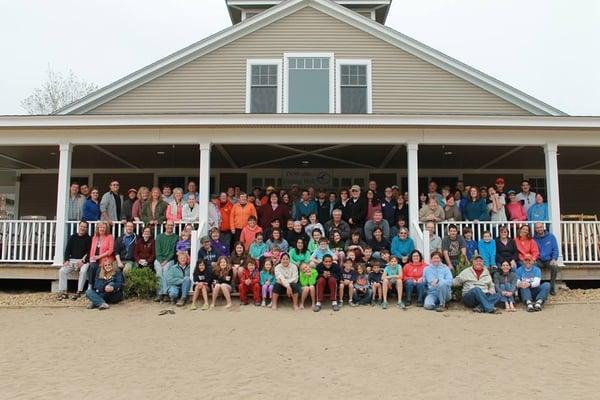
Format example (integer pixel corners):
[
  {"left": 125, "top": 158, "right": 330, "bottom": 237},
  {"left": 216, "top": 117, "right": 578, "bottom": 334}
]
[
  {"left": 134, "top": 226, "right": 155, "bottom": 270},
  {"left": 175, "top": 229, "right": 191, "bottom": 255},
  {"left": 352, "top": 264, "right": 372, "bottom": 306},
  {"left": 85, "top": 256, "right": 124, "bottom": 310},
  {"left": 478, "top": 230, "right": 497, "bottom": 271},
  {"left": 305, "top": 212, "right": 324, "bottom": 238},
  {"left": 324, "top": 209, "right": 351, "bottom": 241},
  {"left": 390, "top": 228, "right": 415, "bottom": 265},
  {"left": 114, "top": 221, "right": 137, "bottom": 275},
  {"left": 402, "top": 250, "right": 426, "bottom": 307},
  {"left": 344, "top": 229, "right": 367, "bottom": 260},
  {"left": 230, "top": 241, "right": 249, "bottom": 285},
  {"left": 441, "top": 224, "right": 466, "bottom": 271},
  {"left": 298, "top": 262, "right": 318, "bottom": 310},
  {"left": 527, "top": 193, "right": 549, "bottom": 221},
  {"left": 368, "top": 261, "right": 383, "bottom": 305},
  {"left": 239, "top": 215, "right": 262, "bottom": 252},
  {"left": 286, "top": 220, "right": 310, "bottom": 246},
  {"left": 494, "top": 261, "right": 517, "bottom": 312},
  {"left": 423, "top": 251, "right": 453, "bottom": 312},
  {"left": 367, "top": 227, "right": 390, "bottom": 260},
  {"left": 419, "top": 198, "right": 445, "bottom": 223},
  {"left": 382, "top": 256, "right": 405, "bottom": 309},
  {"left": 505, "top": 190, "right": 527, "bottom": 221},
  {"left": 211, "top": 256, "right": 234, "bottom": 308},
  {"left": 364, "top": 210, "right": 391, "bottom": 241},
  {"left": 329, "top": 230, "right": 347, "bottom": 264},
  {"left": 515, "top": 225, "right": 540, "bottom": 266},
  {"left": 453, "top": 255, "right": 500, "bottom": 313},
  {"left": 495, "top": 226, "right": 518, "bottom": 269},
  {"left": 265, "top": 228, "right": 289, "bottom": 253},
  {"left": 338, "top": 259, "right": 357, "bottom": 307},
  {"left": 310, "top": 238, "right": 336, "bottom": 267},
  {"left": 516, "top": 255, "right": 551, "bottom": 312},
  {"left": 314, "top": 254, "right": 341, "bottom": 312},
  {"left": 57, "top": 220, "right": 92, "bottom": 300},
  {"left": 87, "top": 221, "right": 114, "bottom": 290},
  {"left": 166, "top": 252, "right": 191, "bottom": 306},
  {"left": 272, "top": 253, "right": 300, "bottom": 311},
  {"left": 424, "top": 222, "right": 442, "bottom": 253},
  {"left": 249, "top": 232, "right": 268, "bottom": 262},
  {"left": 209, "top": 227, "right": 229, "bottom": 257},
  {"left": 239, "top": 259, "right": 261, "bottom": 306},
  {"left": 533, "top": 222, "right": 560, "bottom": 295},
  {"left": 190, "top": 259, "right": 212, "bottom": 311},
  {"left": 463, "top": 227, "right": 478, "bottom": 261},
  {"left": 443, "top": 195, "right": 462, "bottom": 221}
]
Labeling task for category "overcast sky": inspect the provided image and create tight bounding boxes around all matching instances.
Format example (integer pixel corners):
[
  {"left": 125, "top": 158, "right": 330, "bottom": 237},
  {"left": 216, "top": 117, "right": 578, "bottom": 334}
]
[{"left": 0, "top": 0, "right": 598, "bottom": 116}]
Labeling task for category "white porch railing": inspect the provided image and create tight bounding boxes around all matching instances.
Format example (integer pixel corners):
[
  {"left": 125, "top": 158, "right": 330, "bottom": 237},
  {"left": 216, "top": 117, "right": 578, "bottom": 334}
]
[
  {"left": 0, "top": 220, "right": 57, "bottom": 263},
  {"left": 1, "top": 219, "right": 599, "bottom": 265},
  {"left": 421, "top": 221, "right": 550, "bottom": 241},
  {"left": 561, "top": 221, "right": 600, "bottom": 263},
  {"left": 65, "top": 220, "right": 195, "bottom": 237}
]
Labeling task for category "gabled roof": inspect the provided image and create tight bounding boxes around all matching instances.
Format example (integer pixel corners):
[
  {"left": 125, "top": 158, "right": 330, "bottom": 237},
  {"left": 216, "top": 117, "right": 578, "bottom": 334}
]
[{"left": 56, "top": 0, "right": 566, "bottom": 116}]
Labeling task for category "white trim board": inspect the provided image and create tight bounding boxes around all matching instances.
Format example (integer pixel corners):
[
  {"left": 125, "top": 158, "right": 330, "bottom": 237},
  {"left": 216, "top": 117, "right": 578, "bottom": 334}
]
[
  {"left": 245, "top": 59, "right": 283, "bottom": 113},
  {"left": 54, "top": 0, "right": 565, "bottom": 116},
  {"left": 335, "top": 59, "right": 372, "bottom": 114}
]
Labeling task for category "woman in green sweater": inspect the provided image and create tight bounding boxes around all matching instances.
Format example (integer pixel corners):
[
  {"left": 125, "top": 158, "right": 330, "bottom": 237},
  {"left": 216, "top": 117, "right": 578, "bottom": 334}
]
[{"left": 288, "top": 238, "right": 311, "bottom": 267}]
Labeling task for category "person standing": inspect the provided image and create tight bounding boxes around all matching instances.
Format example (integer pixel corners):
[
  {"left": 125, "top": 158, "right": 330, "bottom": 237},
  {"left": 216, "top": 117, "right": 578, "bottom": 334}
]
[
  {"left": 82, "top": 188, "right": 101, "bottom": 222},
  {"left": 67, "top": 182, "right": 85, "bottom": 221},
  {"left": 153, "top": 220, "right": 178, "bottom": 302},
  {"left": 142, "top": 187, "right": 168, "bottom": 227},
  {"left": 183, "top": 181, "right": 199, "bottom": 203},
  {"left": 100, "top": 181, "right": 124, "bottom": 224},
  {"left": 533, "top": 222, "right": 560, "bottom": 295},
  {"left": 114, "top": 221, "right": 138, "bottom": 275},
  {"left": 347, "top": 185, "right": 367, "bottom": 230},
  {"left": 121, "top": 188, "right": 138, "bottom": 221},
  {"left": 57, "top": 220, "right": 92, "bottom": 300},
  {"left": 230, "top": 193, "right": 257, "bottom": 243},
  {"left": 516, "top": 180, "right": 536, "bottom": 211}
]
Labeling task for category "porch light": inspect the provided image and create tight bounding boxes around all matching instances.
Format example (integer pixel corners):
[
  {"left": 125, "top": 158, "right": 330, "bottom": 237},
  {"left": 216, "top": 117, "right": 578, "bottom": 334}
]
[
  {"left": 301, "top": 160, "right": 310, "bottom": 164},
  {"left": 157, "top": 151, "right": 165, "bottom": 155}
]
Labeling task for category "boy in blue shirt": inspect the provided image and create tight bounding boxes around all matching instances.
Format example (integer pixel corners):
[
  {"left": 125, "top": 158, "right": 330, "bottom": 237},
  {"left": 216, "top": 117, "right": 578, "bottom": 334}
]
[
  {"left": 463, "top": 227, "right": 478, "bottom": 262},
  {"left": 516, "top": 255, "right": 550, "bottom": 312}
]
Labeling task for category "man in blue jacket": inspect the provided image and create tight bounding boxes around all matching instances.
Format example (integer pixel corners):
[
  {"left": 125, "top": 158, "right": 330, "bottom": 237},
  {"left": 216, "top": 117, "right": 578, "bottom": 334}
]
[
  {"left": 423, "top": 251, "right": 453, "bottom": 312},
  {"left": 533, "top": 222, "right": 559, "bottom": 295}
]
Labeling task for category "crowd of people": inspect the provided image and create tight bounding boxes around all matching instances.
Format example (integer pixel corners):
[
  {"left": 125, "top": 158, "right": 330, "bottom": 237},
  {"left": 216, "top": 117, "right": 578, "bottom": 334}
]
[{"left": 60, "top": 177, "right": 557, "bottom": 314}]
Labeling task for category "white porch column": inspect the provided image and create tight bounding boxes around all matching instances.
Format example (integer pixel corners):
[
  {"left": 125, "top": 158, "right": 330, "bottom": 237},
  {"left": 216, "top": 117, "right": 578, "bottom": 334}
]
[
  {"left": 198, "top": 142, "right": 211, "bottom": 236},
  {"left": 407, "top": 142, "right": 419, "bottom": 234},
  {"left": 544, "top": 143, "right": 562, "bottom": 260},
  {"left": 53, "top": 143, "right": 72, "bottom": 266}
]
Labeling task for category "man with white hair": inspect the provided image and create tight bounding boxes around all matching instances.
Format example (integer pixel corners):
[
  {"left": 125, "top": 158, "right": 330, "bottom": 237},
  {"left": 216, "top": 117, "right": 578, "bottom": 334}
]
[{"left": 324, "top": 209, "right": 350, "bottom": 241}]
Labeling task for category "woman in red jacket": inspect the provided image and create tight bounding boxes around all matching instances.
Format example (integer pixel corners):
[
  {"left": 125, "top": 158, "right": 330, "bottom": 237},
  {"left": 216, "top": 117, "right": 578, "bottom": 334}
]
[
  {"left": 402, "top": 250, "right": 426, "bottom": 306},
  {"left": 134, "top": 226, "right": 156, "bottom": 269},
  {"left": 515, "top": 225, "right": 539, "bottom": 264}
]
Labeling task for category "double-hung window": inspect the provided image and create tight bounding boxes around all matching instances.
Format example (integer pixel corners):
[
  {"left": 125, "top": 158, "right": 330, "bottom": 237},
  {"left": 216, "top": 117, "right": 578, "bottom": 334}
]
[
  {"left": 284, "top": 53, "right": 334, "bottom": 113},
  {"left": 246, "top": 59, "right": 282, "bottom": 113},
  {"left": 336, "top": 60, "right": 372, "bottom": 114}
]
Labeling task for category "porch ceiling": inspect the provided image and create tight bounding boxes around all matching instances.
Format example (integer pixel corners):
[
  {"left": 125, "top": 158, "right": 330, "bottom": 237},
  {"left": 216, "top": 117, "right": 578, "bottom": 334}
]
[{"left": 0, "top": 144, "right": 597, "bottom": 171}]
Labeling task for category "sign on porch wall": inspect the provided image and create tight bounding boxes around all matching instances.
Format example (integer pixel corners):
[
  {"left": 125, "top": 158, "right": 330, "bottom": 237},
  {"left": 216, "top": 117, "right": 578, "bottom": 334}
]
[{"left": 283, "top": 169, "right": 332, "bottom": 187}]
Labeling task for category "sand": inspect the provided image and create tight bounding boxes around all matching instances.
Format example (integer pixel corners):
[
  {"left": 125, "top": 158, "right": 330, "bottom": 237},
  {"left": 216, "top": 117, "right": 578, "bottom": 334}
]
[{"left": 1, "top": 300, "right": 600, "bottom": 399}]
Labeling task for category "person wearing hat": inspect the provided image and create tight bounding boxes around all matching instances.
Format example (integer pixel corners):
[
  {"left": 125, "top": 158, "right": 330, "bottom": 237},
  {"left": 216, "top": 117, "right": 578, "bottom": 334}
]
[
  {"left": 121, "top": 188, "right": 137, "bottom": 221},
  {"left": 494, "top": 177, "right": 506, "bottom": 200},
  {"left": 197, "top": 235, "right": 218, "bottom": 267},
  {"left": 516, "top": 254, "right": 551, "bottom": 311},
  {"left": 452, "top": 255, "right": 501, "bottom": 313},
  {"left": 347, "top": 185, "right": 367, "bottom": 230}
]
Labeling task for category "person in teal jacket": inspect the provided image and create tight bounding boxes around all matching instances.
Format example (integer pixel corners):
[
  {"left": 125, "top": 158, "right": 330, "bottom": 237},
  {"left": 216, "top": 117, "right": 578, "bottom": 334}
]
[
  {"left": 477, "top": 231, "right": 497, "bottom": 271},
  {"left": 463, "top": 187, "right": 490, "bottom": 221},
  {"left": 167, "top": 252, "right": 191, "bottom": 306},
  {"left": 390, "top": 228, "right": 415, "bottom": 264}
]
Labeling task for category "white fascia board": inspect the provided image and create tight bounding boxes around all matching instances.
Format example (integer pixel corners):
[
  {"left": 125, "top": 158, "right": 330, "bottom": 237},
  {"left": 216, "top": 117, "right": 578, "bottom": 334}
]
[{"left": 1, "top": 114, "right": 600, "bottom": 128}]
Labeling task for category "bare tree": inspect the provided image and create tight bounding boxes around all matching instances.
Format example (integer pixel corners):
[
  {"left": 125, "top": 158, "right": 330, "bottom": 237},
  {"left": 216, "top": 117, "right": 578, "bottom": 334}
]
[{"left": 21, "top": 67, "right": 98, "bottom": 114}]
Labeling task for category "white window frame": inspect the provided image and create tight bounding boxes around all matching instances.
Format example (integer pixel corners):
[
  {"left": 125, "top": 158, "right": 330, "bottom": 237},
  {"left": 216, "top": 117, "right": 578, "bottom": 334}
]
[
  {"left": 245, "top": 59, "right": 282, "bottom": 114},
  {"left": 335, "top": 59, "right": 372, "bottom": 114},
  {"left": 354, "top": 8, "right": 376, "bottom": 20},
  {"left": 283, "top": 52, "right": 335, "bottom": 114}
]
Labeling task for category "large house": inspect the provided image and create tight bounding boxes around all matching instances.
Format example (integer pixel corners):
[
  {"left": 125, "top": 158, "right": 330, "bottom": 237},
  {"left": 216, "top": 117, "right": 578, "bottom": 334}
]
[{"left": 0, "top": 0, "right": 599, "bottom": 281}]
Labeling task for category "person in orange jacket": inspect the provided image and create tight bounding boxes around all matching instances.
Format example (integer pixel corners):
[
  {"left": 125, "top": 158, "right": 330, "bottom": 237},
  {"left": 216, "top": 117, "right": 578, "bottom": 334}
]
[
  {"left": 230, "top": 193, "right": 257, "bottom": 243},
  {"left": 239, "top": 259, "right": 261, "bottom": 305},
  {"left": 515, "top": 225, "right": 540, "bottom": 264},
  {"left": 218, "top": 192, "right": 234, "bottom": 247},
  {"left": 239, "top": 215, "right": 263, "bottom": 251}
]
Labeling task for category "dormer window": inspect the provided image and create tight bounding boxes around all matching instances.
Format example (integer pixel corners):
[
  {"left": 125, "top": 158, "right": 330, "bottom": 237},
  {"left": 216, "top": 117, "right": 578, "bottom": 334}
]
[{"left": 284, "top": 53, "right": 334, "bottom": 113}]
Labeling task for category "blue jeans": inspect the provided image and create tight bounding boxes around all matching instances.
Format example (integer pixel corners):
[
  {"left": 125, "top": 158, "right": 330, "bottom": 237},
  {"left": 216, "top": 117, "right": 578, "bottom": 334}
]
[
  {"left": 167, "top": 277, "right": 192, "bottom": 301},
  {"left": 424, "top": 282, "right": 451, "bottom": 310},
  {"left": 462, "top": 287, "right": 500, "bottom": 313},
  {"left": 404, "top": 280, "right": 425, "bottom": 304},
  {"left": 154, "top": 260, "right": 174, "bottom": 295},
  {"left": 496, "top": 283, "right": 515, "bottom": 304},
  {"left": 519, "top": 282, "right": 551, "bottom": 304},
  {"left": 85, "top": 288, "right": 123, "bottom": 307},
  {"left": 352, "top": 287, "right": 372, "bottom": 305}
]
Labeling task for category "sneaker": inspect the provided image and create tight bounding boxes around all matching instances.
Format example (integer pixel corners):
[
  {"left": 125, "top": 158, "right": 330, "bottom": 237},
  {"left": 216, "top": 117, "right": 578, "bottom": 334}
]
[
  {"left": 405, "top": 300, "right": 412, "bottom": 307},
  {"left": 350, "top": 301, "right": 357, "bottom": 307},
  {"left": 98, "top": 303, "right": 110, "bottom": 310},
  {"left": 176, "top": 298, "right": 186, "bottom": 307},
  {"left": 70, "top": 292, "right": 82, "bottom": 300},
  {"left": 332, "top": 303, "right": 340, "bottom": 312},
  {"left": 86, "top": 303, "right": 94, "bottom": 309},
  {"left": 435, "top": 305, "right": 447, "bottom": 312},
  {"left": 397, "top": 301, "right": 406, "bottom": 310},
  {"left": 382, "top": 301, "right": 388, "bottom": 310},
  {"left": 261, "top": 299, "right": 266, "bottom": 307},
  {"left": 526, "top": 301, "right": 534, "bottom": 312},
  {"left": 267, "top": 301, "right": 273, "bottom": 308},
  {"left": 550, "top": 287, "right": 557, "bottom": 296},
  {"left": 313, "top": 303, "right": 322, "bottom": 312},
  {"left": 339, "top": 300, "right": 344, "bottom": 307},
  {"left": 534, "top": 301, "right": 543, "bottom": 311},
  {"left": 416, "top": 302, "right": 424, "bottom": 307},
  {"left": 190, "top": 304, "right": 198, "bottom": 310},
  {"left": 473, "top": 305, "right": 483, "bottom": 313},
  {"left": 201, "top": 303, "right": 209, "bottom": 311},
  {"left": 57, "top": 292, "right": 68, "bottom": 301}
]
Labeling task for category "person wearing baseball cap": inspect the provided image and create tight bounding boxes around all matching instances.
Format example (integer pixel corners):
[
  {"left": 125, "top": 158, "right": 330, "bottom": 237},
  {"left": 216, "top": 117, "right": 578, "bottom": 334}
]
[
  {"left": 516, "top": 254, "right": 551, "bottom": 312},
  {"left": 494, "top": 177, "right": 506, "bottom": 201},
  {"left": 348, "top": 185, "right": 367, "bottom": 229},
  {"left": 452, "top": 255, "right": 501, "bottom": 314},
  {"left": 122, "top": 188, "right": 138, "bottom": 221}
]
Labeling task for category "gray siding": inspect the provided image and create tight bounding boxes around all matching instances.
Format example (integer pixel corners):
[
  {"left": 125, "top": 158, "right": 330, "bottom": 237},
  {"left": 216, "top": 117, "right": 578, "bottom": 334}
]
[{"left": 90, "top": 6, "right": 530, "bottom": 115}]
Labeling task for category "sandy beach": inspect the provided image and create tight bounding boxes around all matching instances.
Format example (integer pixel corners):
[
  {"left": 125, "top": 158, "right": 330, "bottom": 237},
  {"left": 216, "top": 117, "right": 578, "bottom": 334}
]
[{"left": 1, "top": 298, "right": 600, "bottom": 399}]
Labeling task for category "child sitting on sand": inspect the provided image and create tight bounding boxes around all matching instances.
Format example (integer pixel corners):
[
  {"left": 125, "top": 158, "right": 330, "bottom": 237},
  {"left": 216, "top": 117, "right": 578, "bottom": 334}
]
[
  {"left": 239, "top": 260, "right": 261, "bottom": 306},
  {"left": 352, "top": 264, "right": 372, "bottom": 305}
]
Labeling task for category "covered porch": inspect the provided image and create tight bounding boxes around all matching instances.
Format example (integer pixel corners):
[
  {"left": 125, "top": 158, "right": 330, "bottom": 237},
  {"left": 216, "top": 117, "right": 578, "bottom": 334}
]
[{"left": 0, "top": 114, "right": 599, "bottom": 282}]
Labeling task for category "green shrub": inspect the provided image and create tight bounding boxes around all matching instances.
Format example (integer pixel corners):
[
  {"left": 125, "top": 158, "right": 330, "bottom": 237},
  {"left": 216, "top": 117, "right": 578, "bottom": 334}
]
[{"left": 124, "top": 267, "right": 159, "bottom": 299}]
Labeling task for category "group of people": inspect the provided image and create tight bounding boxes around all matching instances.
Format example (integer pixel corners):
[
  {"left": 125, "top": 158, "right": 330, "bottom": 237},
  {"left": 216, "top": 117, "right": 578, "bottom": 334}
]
[{"left": 59, "top": 177, "right": 557, "bottom": 313}]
